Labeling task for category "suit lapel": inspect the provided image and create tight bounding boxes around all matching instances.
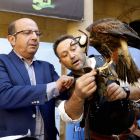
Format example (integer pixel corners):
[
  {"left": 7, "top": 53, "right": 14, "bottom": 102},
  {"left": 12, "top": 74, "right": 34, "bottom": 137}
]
[{"left": 8, "top": 50, "right": 31, "bottom": 85}]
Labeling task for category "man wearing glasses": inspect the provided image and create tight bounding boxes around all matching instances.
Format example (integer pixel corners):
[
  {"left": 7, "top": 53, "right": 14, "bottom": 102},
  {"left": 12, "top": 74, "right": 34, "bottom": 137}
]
[
  {"left": 0, "top": 18, "right": 77, "bottom": 140},
  {"left": 53, "top": 35, "right": 140, "bottom": 140}
]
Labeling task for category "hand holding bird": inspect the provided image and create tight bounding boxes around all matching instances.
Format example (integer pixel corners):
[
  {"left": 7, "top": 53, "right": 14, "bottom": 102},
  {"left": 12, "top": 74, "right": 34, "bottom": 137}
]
[{"left": 76, "top": 18, "right": 140, "bottom": 86}]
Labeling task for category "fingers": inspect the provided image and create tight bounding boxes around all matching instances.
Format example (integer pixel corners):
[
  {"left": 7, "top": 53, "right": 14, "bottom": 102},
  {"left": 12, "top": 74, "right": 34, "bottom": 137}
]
[
  {"left": 105, "top": 83, "right": 127, "bottom": 101},
  {"left": 79, "top": 69, "right": 97, "bottom": 82},
  {"left": 74, "top": 70, "right": 97, "bottom": 99},
  {"left": 76, "top": 69, "right": 97, "bottom": 88},
  {"left": 66, "top": 77, "right": 74, "bottom": 89},
  {"left": 56, "top": 75, "right": 74, "bottom": 92},
  {"left": 113, "top": 90, "right": 126, "bottom": 101},
  {"left": 62, "top": 75, "right": 74, "bottom": 89},
  {"left": 77, "top": 75, "right": 95, "bottom": 87},
  {"left": 83, "top": 81, "right": 97, "bottom": 97},
  {"left": 105, "top": 83, "right": 120, "bottom": 98}
]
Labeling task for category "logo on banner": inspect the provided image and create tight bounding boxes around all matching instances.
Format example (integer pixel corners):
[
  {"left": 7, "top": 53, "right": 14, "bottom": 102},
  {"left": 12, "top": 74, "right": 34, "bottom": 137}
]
[{"left": 32, "top": 0, "right": 55, "bottom": 10}]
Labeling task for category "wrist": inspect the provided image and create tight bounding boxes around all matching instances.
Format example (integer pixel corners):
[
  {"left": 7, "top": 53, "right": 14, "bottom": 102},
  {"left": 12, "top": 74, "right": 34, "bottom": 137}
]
[
  {"left": 72, "top": 91, "right": 85, "bottom": 102},
  {"left": 56, "top": 81, "right": 61, "bottom": 91},
  {"left": 122, "top": 87, "right": 130, "bottom": 99}
]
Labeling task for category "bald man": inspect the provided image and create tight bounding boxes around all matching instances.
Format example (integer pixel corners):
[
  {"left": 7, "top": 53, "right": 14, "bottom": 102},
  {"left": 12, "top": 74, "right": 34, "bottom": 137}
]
[{"left": 0, "top": 18, "right": 75, "bottom": 140}]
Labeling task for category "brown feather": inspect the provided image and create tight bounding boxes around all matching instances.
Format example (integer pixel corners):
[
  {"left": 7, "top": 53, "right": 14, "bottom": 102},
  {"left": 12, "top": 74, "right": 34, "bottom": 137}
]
[
  {"left": 86, "top": 18, "right": 140, "bottom": 85},
  {"left": 130, "top": 56, "right": 140, "bottom": 83}
]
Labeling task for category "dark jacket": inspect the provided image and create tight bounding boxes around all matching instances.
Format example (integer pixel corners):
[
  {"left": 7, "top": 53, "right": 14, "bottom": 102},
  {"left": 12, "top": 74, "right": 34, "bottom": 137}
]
[
  {"left": 0, "top": 50, "right": 61, "bottom": 140},
  {"left": 68, "top": 55, "right": 135, "bottom": 135}
]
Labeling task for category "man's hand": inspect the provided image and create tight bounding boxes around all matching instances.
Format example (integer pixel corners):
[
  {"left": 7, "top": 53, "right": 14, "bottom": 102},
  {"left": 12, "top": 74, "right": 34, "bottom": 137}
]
[
  {"left": 73, "top": 70, "right": 97, "bottom": 100},
  {"left": 56, "top": 75, "right": 74, "bottom": 92},
  {"left": 104, "top": 82, "right": 127, "bottom": 101},
  {"left": 64, "top": 70, "right": 97, "bottom": 120}
]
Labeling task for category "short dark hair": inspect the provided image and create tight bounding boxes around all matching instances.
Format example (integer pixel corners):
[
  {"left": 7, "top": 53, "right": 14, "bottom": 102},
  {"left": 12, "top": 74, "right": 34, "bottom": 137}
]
[
  {"left": 8, "top": 21, "right": 16, "bottom": 35},
  {"left": 53, "top": 34, "right": 74, "bottom": 58}
]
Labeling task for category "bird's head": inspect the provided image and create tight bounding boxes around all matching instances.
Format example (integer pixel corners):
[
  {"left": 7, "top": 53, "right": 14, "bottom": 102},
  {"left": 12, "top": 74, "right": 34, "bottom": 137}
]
[
  {"left": 71, "top": 29, "right": 89, "bottom": 55},
  {"left": 85, "top": 25, "right": 101, "bottom": 49},
  {"left": 85, "top": 24, "right": 95, "bottom": 42}
]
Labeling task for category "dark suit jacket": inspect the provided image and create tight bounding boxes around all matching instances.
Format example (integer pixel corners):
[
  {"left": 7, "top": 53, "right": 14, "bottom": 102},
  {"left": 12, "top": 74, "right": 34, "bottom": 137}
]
[{"left": 0, "top": 50, "right": 60, "bottom": 140}]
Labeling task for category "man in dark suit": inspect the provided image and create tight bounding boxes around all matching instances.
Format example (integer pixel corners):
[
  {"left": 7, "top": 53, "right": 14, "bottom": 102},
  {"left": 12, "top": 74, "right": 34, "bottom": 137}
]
[{"left": 0, "top": 18, "right": 76, "bottom": 140}]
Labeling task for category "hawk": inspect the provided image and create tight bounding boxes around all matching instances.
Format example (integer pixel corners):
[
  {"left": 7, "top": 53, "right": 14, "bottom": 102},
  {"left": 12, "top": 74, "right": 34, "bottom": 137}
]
[{"left": 83, "top": 18, "right": 140, "bottom": 85}]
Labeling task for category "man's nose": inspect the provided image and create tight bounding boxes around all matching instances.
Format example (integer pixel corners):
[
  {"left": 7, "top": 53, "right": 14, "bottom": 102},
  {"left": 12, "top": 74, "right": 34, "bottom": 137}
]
[
  {"left": 69, "top": 52, "right": 75, "bottom": 59},
  {"left": 31, "top": 32, "right": 38, "bottom": 40}
]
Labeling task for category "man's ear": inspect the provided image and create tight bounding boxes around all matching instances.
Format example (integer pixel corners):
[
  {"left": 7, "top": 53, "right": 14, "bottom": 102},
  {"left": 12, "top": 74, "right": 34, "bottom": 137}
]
[
  {"left": 59, "top": 60, "right": 65, "bottom": 68},
  {"left": 7, "top": 35, "right": 16, "bottom": 47}
]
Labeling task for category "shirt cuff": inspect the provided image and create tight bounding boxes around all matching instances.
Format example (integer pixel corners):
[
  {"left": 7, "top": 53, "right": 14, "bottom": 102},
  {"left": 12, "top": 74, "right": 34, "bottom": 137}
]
[
  {"left": 47, "top": 82, "right": 60, "bottom": 101},
  {"left": 58, "top": 100, "right": 83, "bottom": 124}
]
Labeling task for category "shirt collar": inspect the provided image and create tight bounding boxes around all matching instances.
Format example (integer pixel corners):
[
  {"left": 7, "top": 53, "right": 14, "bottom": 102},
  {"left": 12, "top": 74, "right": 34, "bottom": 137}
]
[
  {"left": 13, "top": 50, "right": 37, "bottom": 64},
  {"left": 89, "top": 57, "right": 96, "bottom": 69}
]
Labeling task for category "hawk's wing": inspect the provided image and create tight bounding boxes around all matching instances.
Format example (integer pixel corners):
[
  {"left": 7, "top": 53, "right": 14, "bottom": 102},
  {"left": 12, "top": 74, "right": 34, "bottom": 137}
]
[{"left": 86, "top": 18, "right": 140, "bottom": 49}]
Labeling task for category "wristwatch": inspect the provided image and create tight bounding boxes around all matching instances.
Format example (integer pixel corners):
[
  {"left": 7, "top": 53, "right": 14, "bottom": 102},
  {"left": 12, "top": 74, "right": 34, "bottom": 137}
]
[{"left": 122, "top": 87, "right": 130, "bottom": 99}]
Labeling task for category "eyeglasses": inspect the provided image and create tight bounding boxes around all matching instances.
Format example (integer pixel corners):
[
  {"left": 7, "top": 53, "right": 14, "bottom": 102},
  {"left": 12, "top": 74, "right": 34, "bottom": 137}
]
[
  {"left": 70, "top": 38, "right": 79, "bottom": 46},
  {"left": 12, "top": 30, "right": 42, "bottom": 37}
]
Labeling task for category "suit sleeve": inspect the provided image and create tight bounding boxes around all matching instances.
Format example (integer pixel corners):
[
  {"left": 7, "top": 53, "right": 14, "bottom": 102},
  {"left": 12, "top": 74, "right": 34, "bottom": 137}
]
[{"left": 0, "top": 60, "right": 56, "bottom": 110}]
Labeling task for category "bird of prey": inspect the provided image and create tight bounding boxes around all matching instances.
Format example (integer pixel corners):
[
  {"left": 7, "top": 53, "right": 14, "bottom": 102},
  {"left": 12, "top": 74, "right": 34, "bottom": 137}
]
[{"left": 82, "top": 18, "right": 140, "bottom": 85}]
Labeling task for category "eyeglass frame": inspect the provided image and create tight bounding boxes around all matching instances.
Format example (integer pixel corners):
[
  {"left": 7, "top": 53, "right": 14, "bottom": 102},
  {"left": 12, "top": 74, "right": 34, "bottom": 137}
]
[
  {"left": 11, "top": 30, "right": 42, "bottom": 37},
  {"left": 70, "top": 37, "right": 79, "bottom": 46}
]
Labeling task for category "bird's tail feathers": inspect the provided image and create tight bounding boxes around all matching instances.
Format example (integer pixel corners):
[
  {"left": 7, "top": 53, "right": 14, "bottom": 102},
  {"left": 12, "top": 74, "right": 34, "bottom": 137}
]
[
  {"left": 128, "top": 56, "right": 140, "bottom": 85},
  {"left": 117, "top": 56, "right": 127, "bottom": 82},
  {"left": 117, "top": 55, "right": 140, "bottom": 85}
]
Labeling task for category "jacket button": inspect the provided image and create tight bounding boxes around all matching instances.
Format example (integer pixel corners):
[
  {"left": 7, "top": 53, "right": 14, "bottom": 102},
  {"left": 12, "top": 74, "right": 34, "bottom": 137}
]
[{"left": 32, "top": 114, "right": 36, "bottom": 118}]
